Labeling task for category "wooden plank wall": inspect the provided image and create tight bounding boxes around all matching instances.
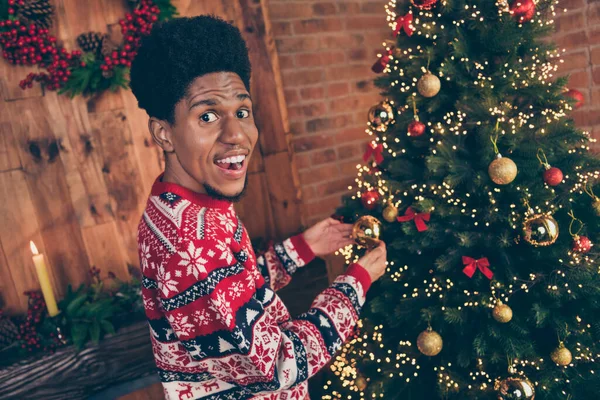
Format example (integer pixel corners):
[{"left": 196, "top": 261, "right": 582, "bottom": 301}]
[{"left": 0, "top": 0, "right": 304, "bottom": 319}]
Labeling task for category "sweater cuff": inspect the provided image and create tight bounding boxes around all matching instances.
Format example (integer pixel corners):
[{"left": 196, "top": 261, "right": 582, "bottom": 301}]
[
  {"left": 345, "top": 263, "right": 372, "bottom": 293},
  {"left": 289, "top": 233, "right": 316, "bottom": 266}
]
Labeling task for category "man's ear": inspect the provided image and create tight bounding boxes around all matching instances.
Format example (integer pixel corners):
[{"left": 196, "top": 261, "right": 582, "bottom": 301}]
[{"left": 148, "top": 117, "right": 175, "bottom": 153}]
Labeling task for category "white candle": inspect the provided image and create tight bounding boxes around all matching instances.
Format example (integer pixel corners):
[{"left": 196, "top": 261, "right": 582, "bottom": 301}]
[{"left": 30, "top": 241, "right": 59, "bottom": 317}]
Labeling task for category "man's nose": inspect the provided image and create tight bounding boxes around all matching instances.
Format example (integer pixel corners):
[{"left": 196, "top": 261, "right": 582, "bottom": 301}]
[{"left": 219, "top": 116, "right": 245, "bottom": 145}]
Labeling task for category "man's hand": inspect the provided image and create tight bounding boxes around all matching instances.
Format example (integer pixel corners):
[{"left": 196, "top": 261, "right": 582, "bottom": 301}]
[{"left": 302, "top": 218, "right": 355, "bottom": 257}]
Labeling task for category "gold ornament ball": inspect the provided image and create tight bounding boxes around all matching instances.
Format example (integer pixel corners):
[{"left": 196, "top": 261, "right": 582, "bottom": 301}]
[
  {"left": 522, "top": 213, "right": 559, "bottom": 247},
  {"left": 382, "top": 204, "right": 398, "bottom": 223},
  {"left": 352, "top": 216, "right": 382, "bottom": 249},
  {"left": 551, "top": 343, "right": 572, "bottom": 366},
  {"left": 492, "top": 301, "right": 513, "bottom": 323},
  {"left": 495, "top": 376, "right": 535, "bottom": 400},
  {"left": 592, "top": 199, "right": 600, "bottom": 216},
  {"left": 417, "top": 328, "right": 443, "bottom": 356},
  {"left": 417, "top": 72, "right": 441, "bottom": 98},
  {"left": 367, "top": 101, "right": 395, "bottom": 132},
  {"left": 488, "top": 155, "right": 518, "bottom": 185},
  {"left": 355, "top": 375, "right": 368, "bottom": 391}
]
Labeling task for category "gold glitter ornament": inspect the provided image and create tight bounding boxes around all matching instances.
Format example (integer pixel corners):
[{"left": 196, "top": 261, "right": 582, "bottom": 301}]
[
  {"left": 522, "top": 212, "right": 559, "bottom": 247},
  {"left": 382, "top": 204, "right": 398, "bottom": 223},
  {"left": 355, "top": 375, "right": 368, "bottom": 391},
  {"left": 551, "top": 342, "right": 572, "bottom": 366},
  {"left": 593, "top": 198, "right": 600, "bottom": 216},
  {"left": 352, "top": 216, "right": 382, "bottom": 249},
  {"left": 495, "top": 376, "right": 535, "bottom": 400},
  {"left": 417, "top": 72, "right": 441, "bottom": 98},
  {"left": 417, "top": 327, "right": 443, "bottom": 356},
  {"left": 492, "top": 301, "right": 513, "bottom": 323},
  {"left": 488, "top": 154, "right": 518, "bottom": 185}
]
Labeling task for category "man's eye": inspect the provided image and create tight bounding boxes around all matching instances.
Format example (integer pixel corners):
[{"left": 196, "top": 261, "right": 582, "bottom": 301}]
[
  {"left": 237, "top": 109, "right": 250, "bottom": 118},
  {"left": 200, "top": 112, "right": 218, "bottom": 122}
]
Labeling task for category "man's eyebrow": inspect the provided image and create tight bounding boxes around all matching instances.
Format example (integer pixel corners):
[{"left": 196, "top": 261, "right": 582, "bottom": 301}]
[
  {"left": 237, "top": 93, "right": 252, "bottom": 102},
  {"left": 188, "top": 93, "right": 252, "bottom": 110},
  {"left": 189, "top": 98, "right": 219, "bottom": 110}
]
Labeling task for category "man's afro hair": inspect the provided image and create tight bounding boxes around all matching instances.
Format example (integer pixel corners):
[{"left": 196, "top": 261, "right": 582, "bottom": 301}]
[{"left": 130, "top": 15, "right": 251, "bottom": 123}]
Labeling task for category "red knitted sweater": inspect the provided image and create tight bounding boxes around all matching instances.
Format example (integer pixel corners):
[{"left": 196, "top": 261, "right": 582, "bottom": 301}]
[{"left": 138, "top": 175, "right": 372, "bottom": 400}]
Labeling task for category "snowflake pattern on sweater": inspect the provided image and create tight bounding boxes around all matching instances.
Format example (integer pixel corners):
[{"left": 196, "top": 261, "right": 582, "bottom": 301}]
[{"left": 138, "top": 176, "right": 372, "bottom": 400}]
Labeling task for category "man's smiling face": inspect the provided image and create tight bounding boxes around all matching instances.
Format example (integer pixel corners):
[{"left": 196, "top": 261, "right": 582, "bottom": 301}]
[{"left": 155, "top": 72, "right": 258, "bottom": 201}]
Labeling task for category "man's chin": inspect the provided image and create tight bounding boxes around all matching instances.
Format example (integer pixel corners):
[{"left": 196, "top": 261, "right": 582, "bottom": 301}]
[{"left": 203, "top": 176, "right": 248, "bottom": 203}]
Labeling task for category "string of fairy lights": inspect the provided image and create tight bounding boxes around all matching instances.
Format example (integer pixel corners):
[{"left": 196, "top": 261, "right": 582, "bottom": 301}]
[{"left": 326, "top": 0, "right": 600, "bottom": 399}]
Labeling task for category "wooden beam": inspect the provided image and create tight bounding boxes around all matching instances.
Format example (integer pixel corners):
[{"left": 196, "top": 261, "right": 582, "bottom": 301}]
[{"left": 0, "top": 321, "right": 156, "bottom": 400}]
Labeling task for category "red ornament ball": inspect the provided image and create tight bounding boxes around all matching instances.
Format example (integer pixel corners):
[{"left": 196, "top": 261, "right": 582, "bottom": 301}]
[
  {"left": 408, "top": 120, "right": 426, "bottom": 137},
  {"left": 410, "top": 0, "right": 438, "bottom": 9},
  {"left": 564, "top": 88, "right": 584, "bottom": 109},
  {"left": 573, "top": 236, "right": 592, "bottom": 253},
  {"left": 361, "top": 190, "right": 380, "bottom": 210},
  {"left": 543, "top": 167, "right": 563, "bottom": 186},
  {"left": 510, "top": 0, "right": 536, "bottom": 23}
]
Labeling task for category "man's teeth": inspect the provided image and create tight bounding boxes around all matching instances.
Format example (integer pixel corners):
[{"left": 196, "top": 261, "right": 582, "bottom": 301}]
[{"left": 216, "top": 155, "right": 245, "bottom": 164}]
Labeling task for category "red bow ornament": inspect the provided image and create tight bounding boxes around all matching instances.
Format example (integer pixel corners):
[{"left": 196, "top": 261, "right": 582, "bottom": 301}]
[
  {"left": 394, "top": 12, "right": 414, "bottom": 37},
  {"left": 363, "top": 142, "right": 384, "bottom": 165},
  {"left": 397, "top": 207, "right": 430, "bottom": 232},
  {"left": 462, "top": 256, "right": 494, "bottom": 280}
]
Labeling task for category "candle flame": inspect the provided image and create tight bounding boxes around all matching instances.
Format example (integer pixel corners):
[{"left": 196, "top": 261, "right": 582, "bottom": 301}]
[{"left": 30, "top": 241, "right": 39, "bottom": 255}]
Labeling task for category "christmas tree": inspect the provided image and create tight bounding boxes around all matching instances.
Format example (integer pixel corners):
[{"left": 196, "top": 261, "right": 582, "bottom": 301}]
[{"left": 320, "top": 1, "right": 600, "bottom": 399}]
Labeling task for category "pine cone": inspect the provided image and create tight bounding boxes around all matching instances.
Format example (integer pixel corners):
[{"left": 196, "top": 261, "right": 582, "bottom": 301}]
[
  {"left": 18, "top": 0, "right": 54, "bottom": 29},
  {"left": 77, "top": 32, "right": 107, "bottom": 55},
  {"left": 100, "top": 37, "right": 118, "bottom": 59},
  {"left": 102, "top": 69, "right": 115, "bottom": 79},
  {"left": 0, "top": 317, "right": 19, "bottom": 350}
]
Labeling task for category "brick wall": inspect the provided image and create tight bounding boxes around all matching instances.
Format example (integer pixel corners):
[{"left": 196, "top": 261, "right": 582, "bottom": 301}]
[
  {"left": 269, "top": 0, "right": 389, "bottom": 226},
  {"left": 268, "top": 0, "right": 600, "bottom": 225}
]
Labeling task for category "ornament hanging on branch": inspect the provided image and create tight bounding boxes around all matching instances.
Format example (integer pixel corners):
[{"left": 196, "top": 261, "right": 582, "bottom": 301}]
[
  {"left": 564, "top": 88, "right": 584, "bottom": 109},
  {"left": 489, "top": 154, "right": 518, "bottom": 185},
  {"left": 371, "top": 47, "right": 394, "bottom": 74},
  {"left": 361, "top": 189, "right": 380, "bottom": 210},
  {"left": 355, "top": 374, "right": 368, "bottom": 391},
  {"left": 417, "top": 71, "right": 441, "bottom": 98},
  {"left": 382, "top": 203, "right": 398, "bottom": 223},
  {"left": 363, "top": 141, "right": 384, "bottom": 165},
  {"left": 393, "top": 12, "right": 413, "bottom": 37},
  {"left": 492, "top": 300, "right": 513, "bottom": 323},
  {"left": 410, "top": 0, "right": 438, "bottom": 9},
  {"left": 462, "top": 256, "right": 494, "bottom": 280},
  {"left": 367, "top": 101, "right": 395, "bottom": 132},
  {"left": 509, "top": 0, "right": 536, "bottom": 23},
  {"left": 495, "top": 376, "right": 535, "bottom": 400},
  {"left": 584, "top": 182, "right": 600, "bottom": 216},
  {"left": 488, "top": 131, "right": 518, "bottom": 185},
  {"left": 522, "top": 205, "right": 559, "bottom": 247},
  {"left": 568, "top": 211, "right": 593, "bottom": 254},
  {"left": 408, "top": 98, "right": 426, "bottom": 137},
  {"left": 551, "top": 341, "right": 572, "bottom": 366},
  {"left": 537, "top": 149, "right": 563, "bottom": 186},
  {"left": 352, "top": 216, "right": 382, "bottom": 249},
  {"left": 397, "top": 206, "right": 430, "bottom": 232},
  {"left": 408, "top": 120, "right": 426, "bottom": 137},
  {"left": 417, "top": 326, "right": 443, "bottom": 356}
]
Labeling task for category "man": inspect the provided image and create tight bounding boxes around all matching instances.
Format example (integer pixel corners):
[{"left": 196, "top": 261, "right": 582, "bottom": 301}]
[{"left": 131, "top": 15, "right": 387, "bottom": 400}]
